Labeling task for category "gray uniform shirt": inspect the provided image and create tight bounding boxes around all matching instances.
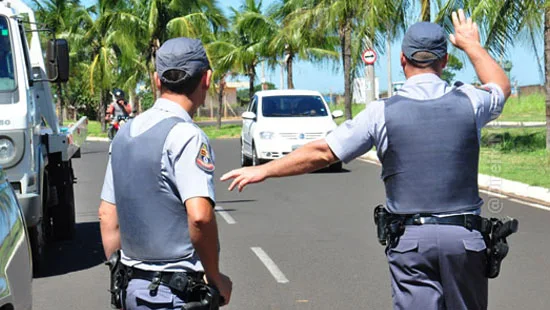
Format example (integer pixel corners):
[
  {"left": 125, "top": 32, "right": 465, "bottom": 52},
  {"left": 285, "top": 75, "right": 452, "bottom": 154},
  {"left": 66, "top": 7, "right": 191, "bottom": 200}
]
[
  {"left": 326, "top": 73, "right": 506, "bottom": 213},
  {"left": 101, "top": 98, "right": 216, "bottom": 272}
]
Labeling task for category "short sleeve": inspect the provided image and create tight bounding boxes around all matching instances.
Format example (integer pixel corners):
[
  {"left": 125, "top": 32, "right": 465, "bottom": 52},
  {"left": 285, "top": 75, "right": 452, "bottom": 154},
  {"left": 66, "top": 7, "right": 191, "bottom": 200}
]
[
  {"left": 458, "top": 83, "right": 506, "bottom": 128},
  {"left": 100, "top": 157, "right": 116, "bottom": 204},
  {"left": 169, "top": 124, "right": 216, "bottom": 206},
  {"left": 325, "top": 101, "right": 383, "bottom": 163}
]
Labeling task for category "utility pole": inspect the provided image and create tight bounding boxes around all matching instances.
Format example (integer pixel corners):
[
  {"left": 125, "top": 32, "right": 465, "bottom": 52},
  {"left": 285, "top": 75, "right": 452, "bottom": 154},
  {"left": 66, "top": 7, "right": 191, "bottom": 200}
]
[
  {"left": 387, "top": 31, "right": 392, "bottom": 97},
  {"left": 280, "top": 61, "right": 285, "bottom": 90},
  {"left": 362, "top": 38, "right": 377, "bottom": 105}
]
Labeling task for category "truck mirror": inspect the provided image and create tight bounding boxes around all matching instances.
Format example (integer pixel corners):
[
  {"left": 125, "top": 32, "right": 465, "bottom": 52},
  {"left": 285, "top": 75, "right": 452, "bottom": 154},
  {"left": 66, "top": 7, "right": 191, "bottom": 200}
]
[{"left": 46, "top": 39, "right": 69, "bottom": 83}]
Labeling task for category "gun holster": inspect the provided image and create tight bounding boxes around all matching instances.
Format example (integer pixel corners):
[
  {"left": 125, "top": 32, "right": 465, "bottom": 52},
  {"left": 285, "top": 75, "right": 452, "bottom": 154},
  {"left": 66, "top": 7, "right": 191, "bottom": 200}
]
[
  {"left": 373, "top": 205, "right": 405, "bottom": 246},
  {"left": 483, "top": 217, "right": 519, "bottom": 279},
  {"left": 182, "top": 280, "right": 223, "bottom": 310},
  {"left": 105, "top": 250, "right": 128, "bottom": 309}
]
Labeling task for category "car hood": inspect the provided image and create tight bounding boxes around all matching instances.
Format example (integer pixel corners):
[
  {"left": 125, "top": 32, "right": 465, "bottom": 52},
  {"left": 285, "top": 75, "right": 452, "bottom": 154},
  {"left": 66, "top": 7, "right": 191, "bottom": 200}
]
[{"left": 257, "top": 117, "right": 337, "bottom": 133}]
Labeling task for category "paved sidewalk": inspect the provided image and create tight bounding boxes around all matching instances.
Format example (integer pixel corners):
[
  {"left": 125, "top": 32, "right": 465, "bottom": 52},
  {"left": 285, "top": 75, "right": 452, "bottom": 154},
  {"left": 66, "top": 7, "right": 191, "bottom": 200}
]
[
  {"left": 485, "top": 121, "right": 546, "bottom": 128},
  {"left": 360, "top": 150, "right": 550, "bottom": 207}
]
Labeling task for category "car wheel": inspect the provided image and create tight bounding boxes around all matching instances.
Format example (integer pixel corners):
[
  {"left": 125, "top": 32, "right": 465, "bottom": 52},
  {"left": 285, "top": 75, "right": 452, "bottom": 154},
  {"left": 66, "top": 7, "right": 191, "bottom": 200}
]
[
  {"left": 329, "top": 162, "right": 342, "bottom": 172},
  {"left": 252, "top": 143, "right": 260, "bottom": 166},
  {"left": 241, "top": 139, "right": 252, "bottom": 167}
]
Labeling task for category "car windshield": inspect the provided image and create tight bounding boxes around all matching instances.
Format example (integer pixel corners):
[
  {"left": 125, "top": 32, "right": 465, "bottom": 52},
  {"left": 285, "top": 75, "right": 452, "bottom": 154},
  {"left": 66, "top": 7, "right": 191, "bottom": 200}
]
[
  {"left": 262, "top": 95, "right": 328, "bottom": 117},
  {"left": 0, "top": 16, "right": 15, "bottom": 92}
]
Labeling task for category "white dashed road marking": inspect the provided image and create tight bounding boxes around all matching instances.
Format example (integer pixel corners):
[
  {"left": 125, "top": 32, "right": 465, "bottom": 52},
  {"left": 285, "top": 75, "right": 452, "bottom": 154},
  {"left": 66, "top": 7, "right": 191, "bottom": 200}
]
[
  {"left": 215, "top": 206, "right": 236, "bottom": 224},
  {"left": 251, "top": 247, "right": 289, "bottom": 284}
]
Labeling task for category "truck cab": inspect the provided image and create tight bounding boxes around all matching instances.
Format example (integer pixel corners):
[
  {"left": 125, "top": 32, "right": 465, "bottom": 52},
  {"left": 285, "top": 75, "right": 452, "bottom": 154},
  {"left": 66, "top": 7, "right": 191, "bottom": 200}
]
[{"left": 0, "top": 0, "right": 87, "bottom": 275}]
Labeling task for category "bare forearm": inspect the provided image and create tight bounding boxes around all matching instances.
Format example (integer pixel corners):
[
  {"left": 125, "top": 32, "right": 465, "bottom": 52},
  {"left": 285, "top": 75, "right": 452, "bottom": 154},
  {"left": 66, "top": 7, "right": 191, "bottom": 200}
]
[
  {"left": 189, "top": 216, "right": 220, "bottom": 280},
  {"left": 98, "top": 201, "right": 120, "bottom": 259},
  {"left": 465, "top": 44, "right": 511, "bottom": 97},
  {"left": 264, "top": 139, "right": 337, "bottom": 179}
]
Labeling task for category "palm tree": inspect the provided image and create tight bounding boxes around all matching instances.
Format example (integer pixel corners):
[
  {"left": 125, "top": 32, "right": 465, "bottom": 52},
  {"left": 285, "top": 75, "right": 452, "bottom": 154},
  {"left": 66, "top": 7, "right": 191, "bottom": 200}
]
[
  {"left": 269, "top": 1, "right": 339, "bottom": 89},
  {"left": 215, "top": 0, "right": 274, "bottom": 101},
  {"left": 77, "top": 0, "right": 144, "bottom": 130},
  {"left": 134, "top": 0, "right": 227, "bottom": 100},
  {"left": 32, "top": 0, "right": 85, "bottom": 125},
  {"left": 286, "top": 0, "right": 398, "bottom": 119}
]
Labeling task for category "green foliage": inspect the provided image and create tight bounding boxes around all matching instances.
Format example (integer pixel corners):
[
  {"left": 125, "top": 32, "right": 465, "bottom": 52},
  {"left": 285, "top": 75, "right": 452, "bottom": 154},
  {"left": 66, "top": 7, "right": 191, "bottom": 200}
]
[
  {"left": 201, "top": 124, "right": 242, "bottom": 140},
  {"left": 236, "top": 82, "right": 277, "bottom": 105},
  {"left": 441, "top": 54, "right": 464, "bottom": 84},
  {"left": 140, "top": 91, "right": 155, "bottom": 111}
]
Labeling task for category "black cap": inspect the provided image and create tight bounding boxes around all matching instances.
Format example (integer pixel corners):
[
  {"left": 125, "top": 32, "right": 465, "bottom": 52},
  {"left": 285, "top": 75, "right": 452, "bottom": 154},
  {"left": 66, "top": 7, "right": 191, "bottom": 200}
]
[
  {"left": 402, "top": 22, "right": 447, "bottom": 63},
  {"left": 156, "top": 37, "right": 211, "bottom": 84}
]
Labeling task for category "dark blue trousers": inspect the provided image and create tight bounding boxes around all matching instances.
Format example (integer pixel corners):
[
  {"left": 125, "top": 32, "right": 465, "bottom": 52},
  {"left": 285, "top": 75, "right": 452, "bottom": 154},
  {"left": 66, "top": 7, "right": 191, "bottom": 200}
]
[
  {"left": 122, "top": 279, "right": 187, "bottom": 310},
  {"left": 387, "top": 225, "right": 488, "bottom": 310}
]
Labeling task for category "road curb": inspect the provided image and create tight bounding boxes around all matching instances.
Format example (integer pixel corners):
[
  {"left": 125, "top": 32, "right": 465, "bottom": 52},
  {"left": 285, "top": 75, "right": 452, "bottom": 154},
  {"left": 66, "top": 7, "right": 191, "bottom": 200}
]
[
  {"left": 86, "top": 137, "right": 110, "bottom": 142},
  {"left": 359, "top": 150, "right": 550, "bottom": 207}
]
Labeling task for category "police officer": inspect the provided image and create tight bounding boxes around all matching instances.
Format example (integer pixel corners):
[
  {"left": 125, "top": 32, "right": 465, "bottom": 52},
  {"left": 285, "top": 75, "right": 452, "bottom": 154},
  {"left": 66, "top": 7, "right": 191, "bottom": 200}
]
[
  {"left": 99, "top": 37, "right": 232, "bottom": 309},
  {"left": 221, "top": 9, "right": 510, "bottom": 310}
]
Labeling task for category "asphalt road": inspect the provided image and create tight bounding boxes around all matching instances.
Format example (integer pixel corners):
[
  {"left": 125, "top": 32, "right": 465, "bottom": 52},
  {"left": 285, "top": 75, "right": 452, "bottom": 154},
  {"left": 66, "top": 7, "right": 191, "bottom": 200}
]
[{"left": 32, "top": 139, "right": 550, "bottom": 309}]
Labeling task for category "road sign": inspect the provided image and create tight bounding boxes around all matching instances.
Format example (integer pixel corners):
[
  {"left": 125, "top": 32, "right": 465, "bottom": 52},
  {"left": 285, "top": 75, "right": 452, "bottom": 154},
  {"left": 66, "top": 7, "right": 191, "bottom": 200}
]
[{"left": 362, "top": 49, "right": 377, "bottom": 65}]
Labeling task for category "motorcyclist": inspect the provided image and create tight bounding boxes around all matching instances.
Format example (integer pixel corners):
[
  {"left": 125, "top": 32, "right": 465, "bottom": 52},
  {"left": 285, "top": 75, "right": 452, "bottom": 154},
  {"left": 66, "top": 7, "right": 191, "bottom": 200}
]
[{"left": 106, "top": 88, "right": 132, "bottom": 123}]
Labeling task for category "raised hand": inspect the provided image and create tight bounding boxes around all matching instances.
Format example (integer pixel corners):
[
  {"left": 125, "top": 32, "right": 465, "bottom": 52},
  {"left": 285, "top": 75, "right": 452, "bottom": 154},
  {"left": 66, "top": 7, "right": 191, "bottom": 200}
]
[{"left": 449, "top": 9, "right": 481, "bottom": 52}]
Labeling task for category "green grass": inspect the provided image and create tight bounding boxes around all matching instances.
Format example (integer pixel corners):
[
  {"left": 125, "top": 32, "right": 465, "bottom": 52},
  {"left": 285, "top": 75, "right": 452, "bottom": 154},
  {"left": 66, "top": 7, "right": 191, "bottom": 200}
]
[
  {"left": 499, "top": 93, "right": 545, "bottom": 122},
  {"left": 479, "top": 127, "right": 549, "bottom": 188},
  {"left": 202, "top": 124, "right": 242, "bottom": 139},
  {"left": 88, "top": 120, "right": 108, "bottom": 138},
  {"left": 332, "top": 103, "right": 367, "bottom": 125}
]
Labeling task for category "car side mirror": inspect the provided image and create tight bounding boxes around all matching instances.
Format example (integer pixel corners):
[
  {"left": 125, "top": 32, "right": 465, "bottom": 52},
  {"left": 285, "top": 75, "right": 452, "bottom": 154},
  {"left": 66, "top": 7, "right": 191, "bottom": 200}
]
[
  {"left": 331, "top": 110, "right": 344, "bottom": 119},
  {"left": 242, "top": 111, "right": 256, "bottom": 120},
  {"left": 46, "top": 39, "right": 70, "bottom": 83}
]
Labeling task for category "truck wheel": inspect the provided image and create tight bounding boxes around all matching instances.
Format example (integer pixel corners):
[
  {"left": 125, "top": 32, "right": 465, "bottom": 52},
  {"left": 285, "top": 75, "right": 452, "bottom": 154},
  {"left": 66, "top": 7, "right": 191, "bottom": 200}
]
[
  {"left": 29, "top": 221, "right": 48, "bottom": 276},
  {"left": 51, "top": 163, "right": 76, "bottom": 241}
]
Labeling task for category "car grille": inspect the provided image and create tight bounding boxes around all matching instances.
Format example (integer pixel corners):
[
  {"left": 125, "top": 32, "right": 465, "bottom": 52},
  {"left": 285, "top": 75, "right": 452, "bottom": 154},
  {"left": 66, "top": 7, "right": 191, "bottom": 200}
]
[{"left": 279, "top": 132, "right": 324, "bottom": 140}]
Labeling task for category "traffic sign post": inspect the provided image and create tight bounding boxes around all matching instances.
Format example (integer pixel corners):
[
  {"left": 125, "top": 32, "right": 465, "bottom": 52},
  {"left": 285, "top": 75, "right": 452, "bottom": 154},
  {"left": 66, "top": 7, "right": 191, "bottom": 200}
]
[{"left": 362, "top": 49, "right": 377, "bottom": 66}]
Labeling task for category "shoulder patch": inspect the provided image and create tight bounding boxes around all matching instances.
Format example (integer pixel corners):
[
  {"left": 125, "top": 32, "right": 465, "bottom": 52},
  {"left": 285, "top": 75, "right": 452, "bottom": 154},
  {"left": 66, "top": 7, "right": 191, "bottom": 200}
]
[{"left": 196, "top": 142, "right": 214, "bottom": 172}]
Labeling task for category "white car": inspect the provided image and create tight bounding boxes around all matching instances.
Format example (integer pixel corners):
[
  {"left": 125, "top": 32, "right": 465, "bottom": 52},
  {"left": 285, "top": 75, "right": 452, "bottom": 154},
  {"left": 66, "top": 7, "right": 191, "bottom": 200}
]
[{"left": 240, "top": 90, "right": 344, "bottom": 171}]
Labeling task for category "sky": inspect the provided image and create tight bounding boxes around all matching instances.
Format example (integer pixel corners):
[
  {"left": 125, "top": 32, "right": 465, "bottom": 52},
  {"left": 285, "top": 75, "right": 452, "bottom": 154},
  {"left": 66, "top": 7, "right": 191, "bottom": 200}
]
[
  {"left": 79, "top": 0, "right": 545, "bottom": 94},
  {"left": 222, "top": 0, "right": 545, "bottom": 94}
]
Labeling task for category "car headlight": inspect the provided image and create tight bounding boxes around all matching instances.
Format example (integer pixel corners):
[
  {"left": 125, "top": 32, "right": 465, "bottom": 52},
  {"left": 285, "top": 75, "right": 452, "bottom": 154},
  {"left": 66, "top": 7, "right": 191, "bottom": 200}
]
[
  {"left": 259, "top": 131, "right": 275, "bottom": 139},
  {"left": 0, "top": 137, "right": 16, "bottom": 165}
]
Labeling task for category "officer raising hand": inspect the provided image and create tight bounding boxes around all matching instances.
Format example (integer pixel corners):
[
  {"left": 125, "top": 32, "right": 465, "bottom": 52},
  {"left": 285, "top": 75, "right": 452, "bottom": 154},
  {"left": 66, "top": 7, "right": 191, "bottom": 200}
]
[
  {"left": 222, "top": 9, "right": 511, "bottom": 310},
  {"left": 99, "top": 37, "right": 232, "bottom": 309}
]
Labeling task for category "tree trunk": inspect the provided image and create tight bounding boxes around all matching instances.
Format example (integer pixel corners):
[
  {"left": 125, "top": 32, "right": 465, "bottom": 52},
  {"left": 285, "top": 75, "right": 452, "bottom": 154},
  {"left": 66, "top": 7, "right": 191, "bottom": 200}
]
[
  {"left": 421, "top": 0, "right": 430, "bottom": 22},
  {"left": 56, "top": 84, "right": 64, "bottom": 126},
  {"left": 341, "top": 23, "right": 353, "bottom": 120},
  {"left": 248, "top": 66, "right": 256, "bottom": 100},
  {"left": 286, "top": 53, "right": 294, "bottom": 89},
  {"left": 99, "top": 90, "right": 107, "bottom": 132},
  {"left": 150, "top": 40, "right": 160, "bottom": 100},
  {"left": 545, "top": 8, "right": 550, "bottom": 151},
  {"left": 217, "top": 75, "right": 226, "bottom": 130}
]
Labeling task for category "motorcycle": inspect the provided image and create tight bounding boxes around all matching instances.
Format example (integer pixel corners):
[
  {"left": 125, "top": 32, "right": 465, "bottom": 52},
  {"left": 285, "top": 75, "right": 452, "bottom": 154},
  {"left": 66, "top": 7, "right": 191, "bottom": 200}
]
[{"left": 107, "top": 115, "right": 129, "bottom": 140}]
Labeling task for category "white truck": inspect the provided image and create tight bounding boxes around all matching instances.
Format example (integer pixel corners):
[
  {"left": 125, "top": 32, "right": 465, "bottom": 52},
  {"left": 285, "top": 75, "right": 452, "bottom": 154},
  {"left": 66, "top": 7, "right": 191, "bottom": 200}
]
[{"left": 0, "top": 0, "right": 87, "bottom": 275}]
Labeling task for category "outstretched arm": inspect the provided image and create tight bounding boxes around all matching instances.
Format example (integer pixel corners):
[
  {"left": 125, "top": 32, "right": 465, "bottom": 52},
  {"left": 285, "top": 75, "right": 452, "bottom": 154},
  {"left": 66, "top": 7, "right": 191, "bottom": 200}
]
[{"left": 221, "top": 139, "right": 337, "bottom": 192}]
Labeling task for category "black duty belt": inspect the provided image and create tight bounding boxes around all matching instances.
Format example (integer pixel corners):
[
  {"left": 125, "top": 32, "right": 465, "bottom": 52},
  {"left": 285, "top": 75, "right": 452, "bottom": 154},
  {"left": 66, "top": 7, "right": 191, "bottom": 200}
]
[
  {"left": 129, "top": 267, "right": 204, "bottom": 289},
  {"left": 403, "top": 214, "right": 491, "bottom": 233}
]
